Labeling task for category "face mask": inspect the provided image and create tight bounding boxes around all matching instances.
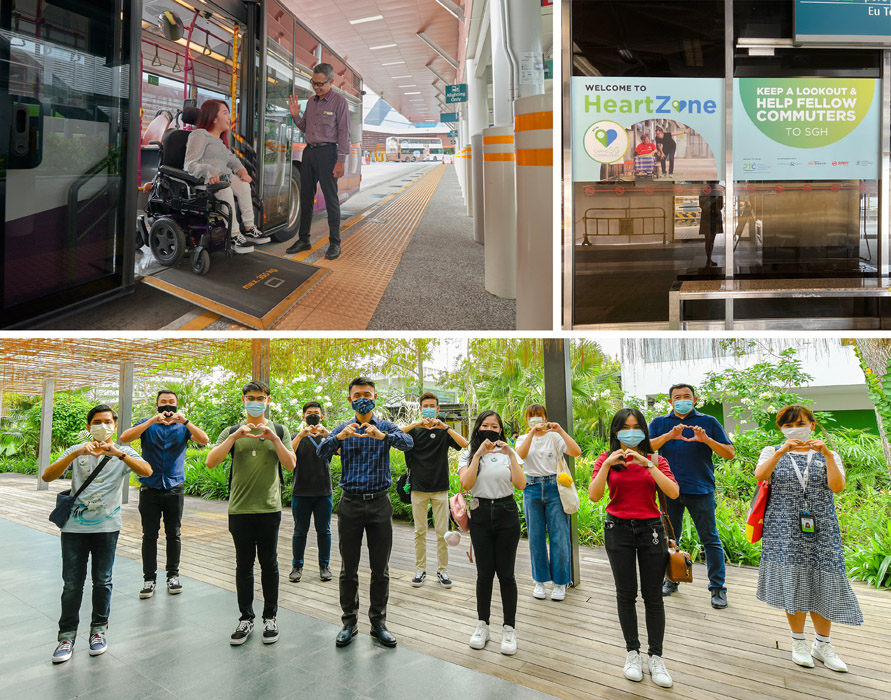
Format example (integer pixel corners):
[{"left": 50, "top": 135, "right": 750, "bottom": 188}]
[
  {"left": 351, "top": 397, "right": 375, "bottom": 414},
  {"left": 244, "top": 400, "right": 267, "bottom": 418},
  {"left": 781, "top": 426, "right": 813, "bottom": 442},
  {"left": 157, "top": 405, "right": 178, "bottom": 415},
  {"left": 478, "top": 429, "right": 501, "bottom": 444},
  {"left": 305, "top": 413, "right": 321, "bottom": 426},
  {"left": 528, "top": 416, "right": 545, "bottom": 426},
  {"left": 673, "top": 400, "right": 694, "bottom": 415},
  {"left": 420, "top": 407, "right": 438, "bottom": 419},
  {"left": 89, "top": 424, "right": 116, "bottom": 442},
  {"left": 617, "top": 429, "right": 646, "bottom": 447}
]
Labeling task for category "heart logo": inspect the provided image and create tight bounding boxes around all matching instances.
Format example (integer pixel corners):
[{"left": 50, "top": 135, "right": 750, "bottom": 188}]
[
  {"left": 594, "top": 128, "right": 618, "bottom": 147},
  {"left": 673, "top": 100, "right": 686, "bottom": 112}
]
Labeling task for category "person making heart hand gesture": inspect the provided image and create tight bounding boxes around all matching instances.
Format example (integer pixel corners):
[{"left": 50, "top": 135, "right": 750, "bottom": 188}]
[{"left": 589, "top": 408, "right": 679, "bottom": 689}]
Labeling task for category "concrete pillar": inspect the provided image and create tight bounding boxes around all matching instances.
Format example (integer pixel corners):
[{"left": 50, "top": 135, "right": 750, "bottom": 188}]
[
  {"left": 482, "top": 125, "right": 516, "bottom": 298},
  {"left": 542, "top": 339, "right": 580, "bottom": 585},
  {"left": 37, "top": 378, "right": 53, "bottom": 491},
  {"left": 472, "top": 132, "right": 485, "bottom": 244},
  {"left": 490, "top": 0, "right": 543, "bottom": 125},
  {"left": 468, "top": 57, "right": 490, "bottom": 226},
  {"left": 119, "top": 361, "right": 134, "bottom": 504}
]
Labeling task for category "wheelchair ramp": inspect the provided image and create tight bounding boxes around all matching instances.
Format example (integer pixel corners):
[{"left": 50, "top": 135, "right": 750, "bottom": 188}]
[{"left": 142, "top": 250, "right": 327, "bottom": 329}]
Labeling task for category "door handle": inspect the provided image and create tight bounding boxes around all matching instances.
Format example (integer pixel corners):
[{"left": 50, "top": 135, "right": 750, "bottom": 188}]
[{"left": 12, "top": 104, "right": 30, "bottom": 157}]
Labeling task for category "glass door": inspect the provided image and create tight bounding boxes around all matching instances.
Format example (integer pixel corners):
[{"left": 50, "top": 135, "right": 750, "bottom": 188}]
[{"left": 1, "top": 0, "right": 132, "bottom": 326}]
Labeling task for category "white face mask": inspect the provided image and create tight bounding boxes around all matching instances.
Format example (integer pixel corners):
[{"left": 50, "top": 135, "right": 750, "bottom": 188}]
[
  {"left": 781, "top": 425, "right": 813, "bottom": 442},
  {"left": 528, "top": 416, "right": 545, "bottom": 426},
  {"left": 89, "top": 424, "right": 116, "bottom": 442}
]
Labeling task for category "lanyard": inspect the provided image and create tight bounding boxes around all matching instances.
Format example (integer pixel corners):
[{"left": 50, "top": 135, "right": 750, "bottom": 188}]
[{"left": 788, "top": 450, "right": 816, "bottom": 505}]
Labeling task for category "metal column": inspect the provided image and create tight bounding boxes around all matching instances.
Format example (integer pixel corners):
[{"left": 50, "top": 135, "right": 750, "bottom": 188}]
[
  {"left": 880, "top": 50, "right": 890, "bottom": 279},
  {"left": 723, "top": 0, "right": 735, "bottom": 330},
  {"left": 560, "top": 0, "right": 574, "bottom": 329},
  {"left": 37, "top": 378, "right": 53, "bottom": 490},
  {"left": 490, "top": 0, "right": 543, "bottom": 124},
  {"left": 542, "top": 339, "right": 580, "bottom": 585},
  {"left": 119, "top": 361, "right": 134, "bottom": 504}
]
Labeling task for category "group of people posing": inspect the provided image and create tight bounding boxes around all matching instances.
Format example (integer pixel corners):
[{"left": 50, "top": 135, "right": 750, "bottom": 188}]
[{"left": 43, "top": 380, "right": 862, "bottom": 692}]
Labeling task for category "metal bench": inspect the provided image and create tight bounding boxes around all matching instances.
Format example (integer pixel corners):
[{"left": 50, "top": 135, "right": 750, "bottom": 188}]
[{"left": 668, "top": 277, "right": 891, "bottom": 330}]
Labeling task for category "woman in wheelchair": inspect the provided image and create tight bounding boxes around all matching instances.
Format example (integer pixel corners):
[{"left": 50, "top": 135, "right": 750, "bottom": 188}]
[{"left": 184, "top": 100, "right": 269, "bottom": 254}]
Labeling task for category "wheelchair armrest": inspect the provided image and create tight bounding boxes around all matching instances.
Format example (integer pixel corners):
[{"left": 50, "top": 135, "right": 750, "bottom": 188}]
[
  {"left": 198, "top": 182, "right": 231, "bottom": 193},
  {"left": 159, "top": 165, "right": 202, "bottom": 184},
  {"left": 148, "top": 141, "right": 162, "bottom": 149}
]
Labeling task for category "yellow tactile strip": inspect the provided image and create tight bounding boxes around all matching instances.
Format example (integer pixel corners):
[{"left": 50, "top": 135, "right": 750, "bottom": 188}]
[{"left": 228, "top": 164, "right": 447, "bottom": 331}]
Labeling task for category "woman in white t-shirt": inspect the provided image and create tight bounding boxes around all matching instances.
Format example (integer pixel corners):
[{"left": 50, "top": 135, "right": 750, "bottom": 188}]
[
  {"left": 515, "top": 403, "right": 582, "bottom": 601},
  {"left": 458, "top": 410, "right": 526, "bottom": 656},
  {"left": 755, "top": 404, "right": 862, "bottom": 673}
]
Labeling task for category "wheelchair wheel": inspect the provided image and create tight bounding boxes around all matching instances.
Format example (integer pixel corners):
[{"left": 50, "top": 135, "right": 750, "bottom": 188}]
[
  {"left": 149, "top": 218, "right": 186, "bottom": 267},
  {"left": 190, "top": 247, "right": 210, "bottom": 276}
]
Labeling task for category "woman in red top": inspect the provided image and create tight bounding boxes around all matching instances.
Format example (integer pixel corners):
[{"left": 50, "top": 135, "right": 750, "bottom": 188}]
[{"left": 589, "top": 407, "right": 679, "bottom": 689}]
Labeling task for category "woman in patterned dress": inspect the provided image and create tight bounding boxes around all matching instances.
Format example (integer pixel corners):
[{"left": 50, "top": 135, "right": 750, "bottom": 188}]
[{"left": 755, "top": 405, "right": 862, "bottom": 673}]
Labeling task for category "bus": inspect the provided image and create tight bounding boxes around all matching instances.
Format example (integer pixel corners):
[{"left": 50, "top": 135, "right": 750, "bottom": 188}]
[{"left": 386, "top": 137, "right": 445, "bottom": 162}]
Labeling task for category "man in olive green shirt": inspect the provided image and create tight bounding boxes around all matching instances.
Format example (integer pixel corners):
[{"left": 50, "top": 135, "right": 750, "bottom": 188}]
[{"left": 206, "top": 381, "right": 295, "bottom": 646}]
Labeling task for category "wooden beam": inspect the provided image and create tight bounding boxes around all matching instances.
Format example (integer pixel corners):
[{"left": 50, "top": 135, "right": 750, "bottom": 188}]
[{"left": 119, "top": 361, "right": 134, "bottom": 504}]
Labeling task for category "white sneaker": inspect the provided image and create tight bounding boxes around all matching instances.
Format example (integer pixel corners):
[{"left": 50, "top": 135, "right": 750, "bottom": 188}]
[
  {"left": 647, "top": 654, "right": 673, "bottom": 688},
  {"left": 550, "top": 584, "right": 566, "bottom": 601},
  {"left": 791, "top": 639, "right": 815, "bottom": 668},
  {"left": 623, "top": 650, "right": 643, "bottom": 682},
  {"left": 243, "top": 227, "right": 271, "bottom": 244},
  {"left": 232, "top": 233, "right": 254, "bottom": 254},
  {"left": 811, "top": 641, "right": 848, "bottom": 672},
  {"left": 500, "top": 625, "right": 517, "bottom": 655},
  {"left": 532, "top": 582, "right": 546, "bottom": 599},
  {"left": 469, "top": 620, "right": 489, "bottom": 649}
]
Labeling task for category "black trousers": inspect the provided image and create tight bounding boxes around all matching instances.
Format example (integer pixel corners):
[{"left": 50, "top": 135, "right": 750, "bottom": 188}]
[
  {"left": 228, "top": 512, "right": 281, "bottom": 621},
  {"left": 468, "top": 496, "right": 521, "bottom": 628},
  {"left": 139, "top": 484, "right": 184, "bottom": 580},
  {"left": 603, "top": 514, "right": 669, "bottom": 657},
  {"left": 337, "top": 493, "right": 392, "bottom": 627},
  {"left": 298, "top": 144, "right": 341, "bottom": 245}
]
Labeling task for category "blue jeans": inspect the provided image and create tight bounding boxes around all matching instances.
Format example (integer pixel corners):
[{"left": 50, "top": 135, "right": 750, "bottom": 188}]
[
  {"left": 522, "top": 476, "right": 571, "bottom": 586},
  {"left": 665, "top": 491, "right": 726, "bottom": 591},
  {"left": 58, "top": 531, "right": 119, "bottom": 641},
  {"left": 291, "top": 495, "right": 333, "bottom": 568}
]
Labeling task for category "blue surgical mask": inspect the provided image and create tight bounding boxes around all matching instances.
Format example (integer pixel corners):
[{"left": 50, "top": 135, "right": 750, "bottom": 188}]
[
  {"left": 420, "top": 407, "right": 437, "bottom": 419},
  {"left": 351, "top": 397, "right": 375, "bottom": 414},
  {"left": 617, "top": 429, "right": 646, "bottom": 447},
  {"left": 245, "top": 400, "right": 267, "bottom": 417},
  {"left": 673, "top": 400, "right": 694, "bottom": 415}
]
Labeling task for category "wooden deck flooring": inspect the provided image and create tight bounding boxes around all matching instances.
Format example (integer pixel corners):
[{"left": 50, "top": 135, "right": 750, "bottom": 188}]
[{"left": 1, "top": 472, "right": 888, "bottom": 700}]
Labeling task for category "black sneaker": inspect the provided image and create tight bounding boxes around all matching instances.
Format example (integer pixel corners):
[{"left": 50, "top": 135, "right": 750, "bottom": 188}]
[
  {"left": 320, "top": 566, "right": 333, "bottom": 581},
  {"left": 232, "top": 233, "right": 254, "bottom": 254},
  {"left": 662, "top": 579, "right": 678, "bottom": 597},
  {"left": 166, "top": 576, "right": 182, "bottom": 595},
  {"left": 437, "top": 571, "right": 453, "bottom": 589},
  {"left": 262, "top": 618, "right": 279, "bottom": 644},
  {"left": 243, "top": 227, "right": 271, "bottom": 244},
  {"left": 230, "top": 619, "right": 253, "bottom": 645},
  {"left": 286, "top": 239, "right": 312, "bottom": 255},
  {"left": 289, "top": 566, "right": 303, "bottom": 582},
  {"left": 411, "top": 570, "right": 426, "bottom": 587},
  {"left": 710, "top": 589, "right": 728, "bottom": 609},
  {"left": 139, "top": 579, "right": 156, "bottom": 599}
]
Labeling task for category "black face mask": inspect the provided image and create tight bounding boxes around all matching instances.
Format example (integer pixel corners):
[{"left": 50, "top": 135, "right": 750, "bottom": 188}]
[
  {"left": 478, "top": 429, "right": 501, "bottom": 444},
  {"left": 158, "top": 405, "right": 178, "bottom": 415},
  {"left": 305, "top": 414, "right": 321, "bottom": 426}
]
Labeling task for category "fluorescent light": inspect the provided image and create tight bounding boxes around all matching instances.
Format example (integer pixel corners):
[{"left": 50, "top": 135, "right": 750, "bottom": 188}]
[
  {"left": 370, "top": 44, "right": 397, "bottom": 50},
  {"left": 404, "top": 91, "right": 420, "bottom": 95},
  {"left": 349, "top": 15, "right": 383, "bottom": 25},
  {"left": 391, "top": 75, "right": 411, "bottom": 79},
  {"left": 398, "top": 85, "right": 416, "bottom": 88},
  {"left": 382, "top": 61, "right": 405, "bottom": 65}
]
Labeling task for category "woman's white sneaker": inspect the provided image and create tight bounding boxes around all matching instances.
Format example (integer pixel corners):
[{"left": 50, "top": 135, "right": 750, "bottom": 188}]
[
  {"left": 623, "top": 651, "right": 643, "bottom": 682},
  {"left": 647, "top": 654, "right": 673, "bottom": 688},
  {"left": 500, "top": 625, "right": 517, "bottom": 655},
  {"left": 469, "top": 620, "right": 489, "bottom": 649},
  {"left": 811, "top": 642, "right": 847, "bottom": 672},
  {"left": 791, "top": 639, "right": 815, "bottom": 667},
  {"left": 532, "top": 582, "right": 546, "bottom": 599},
  {"left": 550, "top": 584, "right": 566, "bottom": 601}
]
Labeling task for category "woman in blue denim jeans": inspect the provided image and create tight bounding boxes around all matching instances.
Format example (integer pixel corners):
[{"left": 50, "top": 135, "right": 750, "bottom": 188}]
[
  {"left": 515, "top": 403, "right": 581, "bottom": 601},
  {"left": 589, "top": 407, "right": 679, "bottom": 689}
]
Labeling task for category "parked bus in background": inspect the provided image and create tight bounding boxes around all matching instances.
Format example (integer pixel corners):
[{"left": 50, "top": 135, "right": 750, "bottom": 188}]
[{"left": 386, "top": 137, "right": 445, "bottom": 162}]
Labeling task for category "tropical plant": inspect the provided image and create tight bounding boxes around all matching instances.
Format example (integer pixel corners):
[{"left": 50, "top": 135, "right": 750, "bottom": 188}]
[{"left": 845, "top": 510, "right": 891, "bottom": 589}]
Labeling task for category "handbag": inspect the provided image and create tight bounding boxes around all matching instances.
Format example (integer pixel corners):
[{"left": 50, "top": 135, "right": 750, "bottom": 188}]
[
  {"left": 654, "top": 464, "right": 693, "bottom": 583},
  {"left": 745, "top": 480, "right": 771, "bottom": 543},
  {"left": 48, "top": 455, "right": 112, "bottom": 528},
  {"left": 449, "top": 490, "right": 470, "bottom": 532},
  {"left": 396, "top": 466, "right": 412, "bottom": 505},
  {"left": 555, "top": 454, "right": 580, "bottom": 515}
]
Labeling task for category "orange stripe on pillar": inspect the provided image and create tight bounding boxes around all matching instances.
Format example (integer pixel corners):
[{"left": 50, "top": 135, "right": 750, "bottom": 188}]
[
  {"left": 483, "top": 135, "right": 514, "bottom": 145},
  {"left": 516, "top": 148, "right": 552, "bottom": 166},
  {"left": 515, "top": 110, "right": 552, "bottom": 132},
  {"left": 483, "top": 153, "right": 515, "bottom": 162}
]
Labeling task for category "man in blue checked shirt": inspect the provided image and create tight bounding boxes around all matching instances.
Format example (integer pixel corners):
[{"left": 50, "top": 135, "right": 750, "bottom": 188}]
[
  {"left": 120, "top": 390, "right": 209, "bottom": 599},
  {"left": 317, "top": 377, "right": 412, "bottom": 649}
]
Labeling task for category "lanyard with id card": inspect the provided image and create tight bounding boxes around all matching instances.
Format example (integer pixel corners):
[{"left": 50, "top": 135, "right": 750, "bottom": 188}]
[{"left": 790, "top": 451, "right": 816, "bottom": 537}]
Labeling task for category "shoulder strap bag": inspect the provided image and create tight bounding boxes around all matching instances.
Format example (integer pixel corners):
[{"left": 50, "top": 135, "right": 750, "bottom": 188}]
[
  {"left": 652, "top": 453, "right": 693, "bottom": 583},
  {"left": 49, "top": 455, "right": 113, "bottom": 528}
]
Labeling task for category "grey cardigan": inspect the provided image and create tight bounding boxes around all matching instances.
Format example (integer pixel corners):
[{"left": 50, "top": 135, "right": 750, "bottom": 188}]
[{"left": 183, "top": 129, "right": 244, "bottom": 183}]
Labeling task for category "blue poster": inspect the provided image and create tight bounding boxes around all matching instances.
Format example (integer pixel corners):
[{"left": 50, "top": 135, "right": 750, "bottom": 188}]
[
  {"left": 795, "top": 0, "right": 891, "bottom": 45},
  {"left": 571, "top": 77, "right": 724, "bottom": 183}
]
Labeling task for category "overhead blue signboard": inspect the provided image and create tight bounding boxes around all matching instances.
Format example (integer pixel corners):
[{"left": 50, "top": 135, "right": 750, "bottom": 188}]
[
  {"left": 445, "top": 84, "right": 467, "bottom": 104},
  {"left": 440, "top": 112, "right": 459, "bottom": 123},
  {"left": 795, "top": 0, "right": 891, "bottom": 46}
]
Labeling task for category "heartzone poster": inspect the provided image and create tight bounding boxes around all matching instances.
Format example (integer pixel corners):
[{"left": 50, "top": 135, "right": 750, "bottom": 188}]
[
  {"left": 571, "top": 77, "right": 724, "bottom": 182},
  {"left": 734, "top": 77, "right": 880, "bottom": 180}
]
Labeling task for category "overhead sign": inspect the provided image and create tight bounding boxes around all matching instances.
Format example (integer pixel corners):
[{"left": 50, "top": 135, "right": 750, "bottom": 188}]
[
  {"left": 440, "top": 112, "right": 459, "bottom": 123},
  {"left": 445, "top": 84, "right": 467, "bottom": 104},
  {"left": 448, "top": 129, "right": 458, "bottom": 138},
  {"left": 734, "top": 78, "right": 880, "bottom": 180},
  {"left": 571, "top": 77, "right": 724, "bottom": 182},
  {"left": 795, "top": 0, "right": 891, "bottom": 46}
]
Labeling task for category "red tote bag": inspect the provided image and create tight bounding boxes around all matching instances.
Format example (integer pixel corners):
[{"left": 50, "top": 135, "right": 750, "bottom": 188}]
[{"left": 745, "top": 481, "right": 771, "bottom": 544}]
